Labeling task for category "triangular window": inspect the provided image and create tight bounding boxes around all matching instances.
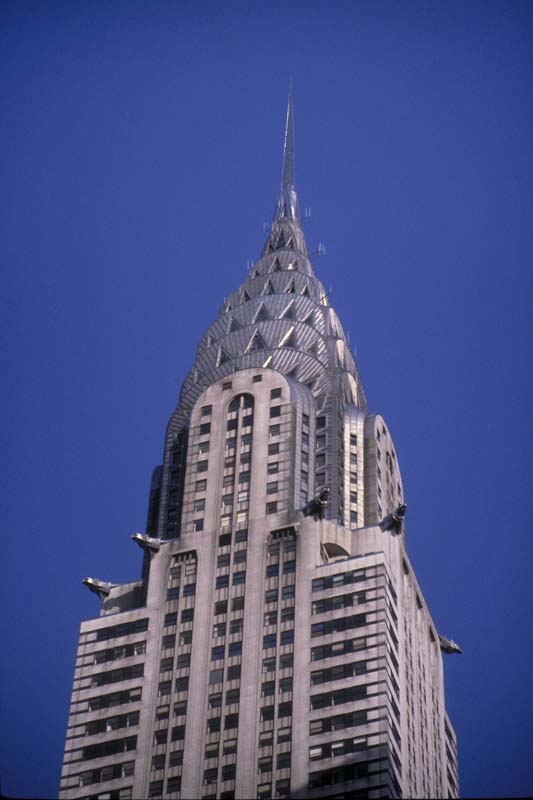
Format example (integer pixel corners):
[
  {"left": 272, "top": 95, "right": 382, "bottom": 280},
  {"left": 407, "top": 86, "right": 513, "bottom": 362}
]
[
  {"left": 285, "top": 278, "right": 296, "bottom": 294},
  {"left": 246, "top": 330, "right": 267, "bottom": 353},
  {"left": 304, "top": 378, "right": 317, "bottom": 391},
  {"left": 242, "top": 289, "right": 251, "bottom": 302},
  {"left": 228, "top": 317, "right": 242, "bottom": 333},
  {"left": 277, "top": 230, "right": 286, "bottom": 248},
  {"left": 207, "top": 333, "right": 216, "bottom": 347},
  {"left": 225, "top": 301, "right": 232, "bottom": 312},
  {"left": 270, "top": 257, "right": 282, "bottom": 273},
  {"left": 306, "top": 341, "right": 319, "bottom": 358},
  {"left": 263, "top": 279, "right": 275, "bottom": 296},
  {"left": 280, "top": 302, "right": 296, "bottom": 320},
  {"left": 285, "top": 237, "right": 294, "bottom": 249},
  {"left": 217, "top": 347, "right": 232, "bottom": 367},
  {"left": 303, "top": 311, "right": 314, "bottom": 326},
  {"left": 301, "top": 285, "right": 310, "bottom": 297},
  {"left": 279, "top": 327, "right": 297, "bottom": 349},
  {"left": 286, "top": 366, "right": 299, "bottom": 379},
  {"left": 254, "top": 303, "right": 270, "bottom": 322}
]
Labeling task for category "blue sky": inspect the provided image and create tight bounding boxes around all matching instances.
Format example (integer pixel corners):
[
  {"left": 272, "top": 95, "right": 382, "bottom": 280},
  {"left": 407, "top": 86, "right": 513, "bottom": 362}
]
[{"left": 1, "top": 1, "right": 532, "bottom": 797}]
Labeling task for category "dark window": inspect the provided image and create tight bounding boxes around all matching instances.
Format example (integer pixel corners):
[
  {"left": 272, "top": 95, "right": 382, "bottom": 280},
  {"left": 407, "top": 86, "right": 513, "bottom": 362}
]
[
  {"left": 263, "top": 634, "right": 276, "bottom": 649},
  {"left": 209, "top": 668, "right": 223, "bottom": 685},
  {"left": 270, "top": 406, "right": 282, "bottom": 418},
  {"left": 232, "top": 596, "right": 245, "bottom": 611},
  {"left": 278, "top": 701, "right": 292, "bottom": 718},
  {"left": 280, "top": 630, "right": 294, "bottom": 645},
  {"left": 183, "top": 583, "right": 196, "bottom": 595},
  {"left": 199, "top": 423, "right": 211, "bottom": 435},
  {"left": 224, "top": 713, "right": 239, "bottom": 729},
  {"left": 214, "top": 600, "right": 228, "bottom": 616},
  {"left": 197, "top": 460, "right": 208, "bottom": 473},
  {"left": 266, "top": 563, "right": 279, "bottom": 578},
  {"left": 227, "top": 664, "right": 241, "bottom": 681},
  {"left": 201, "top": 405, "right": 212, "bottom": 416},
  {"left": 268, "top": 443, "right": 280, "bottom": 455},
  {"left": 175, "top": 676, "right": 189, "bottom": 692},
  {"left": 221, "top": 764, "right": 236, "bottom": 781},
  {"left": 270, "top": 388, "right": 282, "bottom": 399},
  {"left": 216, "top": 575, "right": 229, "bottom": 589},
  {"left": 277, "top": 752, "right": 291, "bottom": 769},
  {"left": 171, "top": 725, "right": 185, "bottom": 741},
  {"left": 226, "top": 688, "right": 240, "bottom": 705},
  {"left": 228, "top": 641, "right": 242, "bottom": 657},
  {"left": 266, "top": 502, "right": 278, "bottom": 514},
  {"left": 232, "top": 571, "right": 246, "bottom": 585},
  {"left": 211, "top": 646, "right": 225, "bottom": 661},
  {"left": 260, "top": 705, "right": 274, "bottom": 721},
  {"left": 283, "top": 560, "right": 296, "bottom": 573},
  {"left": 219, "top": 533, "right": 232, "bottom": 547}
]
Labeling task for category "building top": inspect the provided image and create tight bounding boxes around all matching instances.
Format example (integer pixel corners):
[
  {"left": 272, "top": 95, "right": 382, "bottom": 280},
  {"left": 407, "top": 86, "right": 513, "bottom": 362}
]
[{"left": 172, "top": 87, "right": 367, "bottom": 434}]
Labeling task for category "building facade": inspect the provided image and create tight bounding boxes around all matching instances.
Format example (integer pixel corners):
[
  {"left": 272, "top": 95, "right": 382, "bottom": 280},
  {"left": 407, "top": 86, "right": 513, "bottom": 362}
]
[{"left": 59, "top": 91, "right": 459, "bottom": 800}]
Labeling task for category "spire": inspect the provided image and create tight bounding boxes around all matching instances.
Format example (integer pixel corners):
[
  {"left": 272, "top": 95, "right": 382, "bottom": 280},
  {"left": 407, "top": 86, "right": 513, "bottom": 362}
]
[
  {"left": 273, "top": 82, "right": 300, "bottom": 225},
  {"left": 281, "top": 81, "right": 295, "bottom": 191}
]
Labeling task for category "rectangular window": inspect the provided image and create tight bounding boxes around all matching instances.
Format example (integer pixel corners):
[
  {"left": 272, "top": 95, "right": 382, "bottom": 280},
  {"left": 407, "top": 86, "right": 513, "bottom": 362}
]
[
  {"left": 211, "top": 646, "right": 225, "bottom": 661},
  {"left": 270, "top": 388, "right": 282, "bottom": 399},
  {"left": 199, "top": 423, "right": 211, "bottom": 435},
  {"left": 209, "top": 668, "right": 223, "bottom": 685},
  {"left": 269, "top": 424, "right": 281, "bottom": 437},
  {"left": 263, "top": 634, "right": 276, "bottom": 649},
  {"left": 227, "top": 664, "right": 241, "bottom": 681},
  {"left": 193, "top": 519, "right": 204, "bottom": 532},
  {"left": 201, "top": 404, "right": 212, "bottom": 416},
  {"left": 266, "top": 502, "right": 277, "bottom": 515},
  {"left": 181, "top": 608, "right": 194, "bottom": 622},
  {"left": 216, "top": 575, "right": 229, "bottom": 589},
  {"left": 228, "top": 641, "right": 242, "bottom": 657},
  {"left": 280, "top": 630, "right": 293, "bottom": 645},
  {"left": 197, "top": 460, "right": 208, "bottom": 473},
  {"left": 223, "top": 737, "right": 237, "bottom": 755},
  {"left": 269, "top": 406, "right": 281, "bottom": 418},
  {"left": 224, "top": 713, "right": 239, "bottom": 729},
  {"left": 195, "top": 479, "right": 207, "bottom": 492},
  {"left": 231, "top": 596, "right": 245, "bottom": 611},
  {"left": 232, "top": 571, "right": 246, "bottom": 585},
  {"left": 266, "top": 481, "right": 278, "bottom": 494},
  {"left": 268, "top": 443, "right": 280, "bottom": 455},
  {"left": 267, "top": 462, "right": 279, "bottom": 474},
  {"left": 218, "top": 532, "right": 232, "bottom": 547},
  {"left": 265, "top": 563, "right": 279, "bottom": 578}
]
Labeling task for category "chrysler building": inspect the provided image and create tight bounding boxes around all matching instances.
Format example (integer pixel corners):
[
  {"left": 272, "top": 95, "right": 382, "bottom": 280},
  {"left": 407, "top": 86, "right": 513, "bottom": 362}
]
[{"left": 59, "top": 89, "right": 459, "bottom": 800}]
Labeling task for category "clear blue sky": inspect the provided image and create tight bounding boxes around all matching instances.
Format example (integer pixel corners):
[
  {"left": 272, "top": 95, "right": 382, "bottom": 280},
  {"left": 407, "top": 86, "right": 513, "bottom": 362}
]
[{"left": 2, "top": 1, "right": 532, "bottom": 797}]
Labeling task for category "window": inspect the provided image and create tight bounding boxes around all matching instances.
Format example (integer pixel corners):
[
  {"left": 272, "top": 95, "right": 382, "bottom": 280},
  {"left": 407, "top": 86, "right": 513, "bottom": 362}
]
[
  {"left": 278, "top": 727, "right": 291, "bottom": 743},
  {"left": 224, "top": 713, "right": 239, "bottom": 730},
  {"left": 279, "top": 652, "right": 293, "bottom": 669},
  {"left": 223, "top": 737, "right": 237, "bottom": 755},
  {"left": 174, "top": 700, "right": 187, "bottom": 716},
  {"left": 235, "top": 529, "right": 248, "bottom": 543},
  {"left": 270, "top": 406, "right": 282, "bottom": 419},
  {"left": 226, "top": 688, "right": 240, "bottom": 705},
  {"left": 228, "top": 641, "right": 242, "bottom": 657},
  {"left": 221, "top": 764, "right": 236, "bottom": 782},
  {"left": 258, "top": 757, "right": 273, "bottom": 773},
  {"left": 195, "top": 479, "right": 207, "bottom": 492},
  {"left": 262, "top": 681, "right": 275, "bottom": 696},
  {"left": 216, "top": 575, "right": 229, "bottom": 589},
  {"left": 213, "top": 622, "right": 226, "bottom": 638},
  {"left": 219, "top": 533, "right": 232, "bottom": 547},
  {"left": 259, "top": 730, "right": 273, "bottom": 746},
  {"left": 176, "top": 653, "right": 190, "bottom": 668},
  {"left": 283, "top": 560, "right": 295, "bottom": 574},
  {"left": 214, "top": 600, "right": 228, "bottom": 616},
  {"left": 183, "top": 582, "right": 196, "bottom": 596},
  {"left": 277, "top": 752, "right": 291, "bottom": 770},
  {"left": 234, "top": 550, "right": 246, "bottom": 564},
  {"left": 265, "top": 588, "right": 278, "bottom": 603},
  {"left": 270, "top": 388, "right": 282, "bottom": 399},
  {"left": 281, "top": 585, "right": 295, "bottom": 599},
  {"left": 316, "top": 416, "right": 326, "bottom": 429},
  {"left": 263, "top": 634, "right": 276, "bottom": 649},
  {"left": 175, "top": 676, "right": 189, "bottom": 692},
  {"left": 280, "top": 608, "right": 294, "bottom": 623},
  {"left": 194, "top": 498, "right": 206, "bottom": 512},
  {"left": 264, "top": 610, "right": 277, "bottom": 625},
  {"left": 193, "top": 519, "right": 204, "bottom": 532},
  {"left": 197, "top": 461, "right": 208, "bottom": 473},
  {"left": 260, "top": 706, "right": 274, "bottom": 721},
  {"left": 280, "top": 630, "right": 293, "bottom": 645},
  {"left": 316, "top": 435, "right": 325, "bottom": 449},
  {"left": 269, "top": 424, "right": 281, "bottom": 437},
  {"left": 262, "top": 657, "right": 275, "bottom": 673},
  {"left": 268, "top": 443, "right": 280, "bottom": 455},
  {"left": 171, "top": 724, "right": 185, "bottom": 741},
  {"left": 266, "top": 482, "right": 278, "bottom": 494},
  {"left": 199, "top": 423, "right": 211, "bottom": 435},
  {"left": 211, "top": 646, "right": 225, "bottom": 661},
  {"left": 164, "top": 612, "right": 177, "bottom": 627},
  {"left": 203, "top": 767, "right": 218, "bottom": 784},
  {"left": 217, "top": 553, "right": 230, "bottom": 568},
  {"left": 253, "top": 374, "right": 262, "bottom": 383},
  {"left": 166, "top": 587, "right": 179, "bottom": 600},
  {"left": 209, "top": 668, "right": 223, "bottom": 685},
  {"left": 267, "top": 462, "right": 279, "bottom": 474},
  {"left": 266, "top": 502, "right": 278, "bottom": 515},
  {"left": 231, "top": 596, "right": 245, "bottom": 611},
  {"left": 227, "top": 664, "right": 241, "bottom": 681},
  {"left": 279, "top": 677, "right": 293, "bottom": 695},
  {"left": 266, "top": 563, "right": 279, "bottom": 578},
  {"left": 228, "top": 619, "right": 242, "bottom": 638}
]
